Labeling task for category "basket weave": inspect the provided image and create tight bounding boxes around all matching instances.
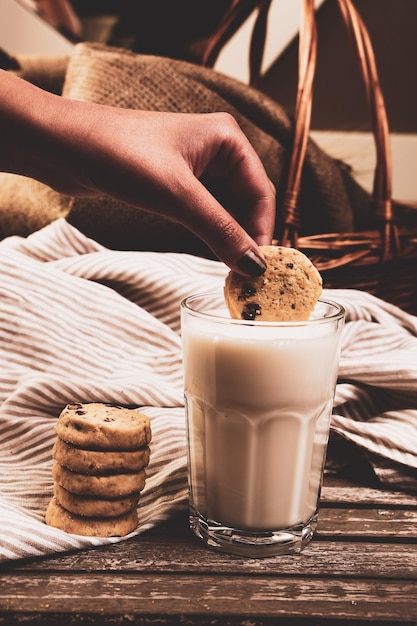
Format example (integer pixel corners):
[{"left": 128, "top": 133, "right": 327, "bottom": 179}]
[{"left": 203, "top": 0, "right": 417, "bottom": 316}]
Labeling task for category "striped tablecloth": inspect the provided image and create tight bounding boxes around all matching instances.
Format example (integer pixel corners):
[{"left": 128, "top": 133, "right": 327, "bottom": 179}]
[{"left": 1, "top": 219, "right": 416, "bottom": 562}]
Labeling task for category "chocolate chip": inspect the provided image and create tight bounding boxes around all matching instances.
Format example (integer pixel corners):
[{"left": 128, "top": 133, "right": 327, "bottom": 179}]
[
  {"left": 286, "top": 263, "right": 294, "bottom": 269},
  {"left": 68, "top": 403, "right": 82, "bottom": 411},
  {"left": 238, "top": 284, "right": 257, "bottom": 301},
  {"left": 242, "top": 302, "right": 261, "bottom": 320}
]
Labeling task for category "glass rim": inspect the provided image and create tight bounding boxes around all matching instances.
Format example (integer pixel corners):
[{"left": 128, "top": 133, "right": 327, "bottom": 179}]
[{"left": 181, "top": 292, "right": 345, "bottom": 327}]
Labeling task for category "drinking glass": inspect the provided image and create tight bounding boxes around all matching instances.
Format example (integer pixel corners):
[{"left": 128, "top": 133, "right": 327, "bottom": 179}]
[{"left": 181, "top": 292, "right": 344, "bottom": 557}]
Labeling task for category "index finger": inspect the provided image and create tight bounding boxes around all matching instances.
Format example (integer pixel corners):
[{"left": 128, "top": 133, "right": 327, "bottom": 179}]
[{"left": 194, "top": 113, "right": 276, "bottom": 246}]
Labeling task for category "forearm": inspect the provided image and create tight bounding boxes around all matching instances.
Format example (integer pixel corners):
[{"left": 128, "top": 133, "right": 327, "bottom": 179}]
[{"left": 0, "top": 69, "right": 95, "bottom": 194}]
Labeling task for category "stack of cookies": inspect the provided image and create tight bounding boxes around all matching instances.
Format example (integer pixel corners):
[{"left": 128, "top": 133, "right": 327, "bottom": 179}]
[{"left": 45, "top": 402, "right": 152, "bottom": 537}]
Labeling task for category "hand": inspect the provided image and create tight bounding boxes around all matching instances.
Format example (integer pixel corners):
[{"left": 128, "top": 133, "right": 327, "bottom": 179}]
[
  {"left": 66, "top": 106, "right": 276, "bottom": 275},
  {"left": 0, "top": 71, "right": 276, "bottom": 275}
]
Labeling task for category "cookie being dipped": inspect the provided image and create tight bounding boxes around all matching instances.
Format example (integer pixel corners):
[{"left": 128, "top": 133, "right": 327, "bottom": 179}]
[{"left": 224, "top": 245, "right": 322, "bottom": 321}]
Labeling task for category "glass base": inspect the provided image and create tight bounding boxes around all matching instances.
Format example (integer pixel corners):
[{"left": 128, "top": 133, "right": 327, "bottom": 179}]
[{"left": 189, "top": 505, "right": 318, "bottom": 558}]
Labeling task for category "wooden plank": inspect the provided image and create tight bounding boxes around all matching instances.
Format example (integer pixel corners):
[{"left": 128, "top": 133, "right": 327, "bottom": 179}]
[
  {"left": 143, "top": 503, "right": 417, "bottom": 540},
  {"left": 1, "top": 573, "right": 417, "bottom": 622},
  {"left": 321, "top": 484, "right": 417, "bottom": 508},
  {"left": 316, "top": 507, "right": 417, "bottom": 538},
  {"left": 134, "top": 502, "right": 417, "bottom": 541},
  {"left": 4, "top": 539, "right": 416, "bottom": 579},
  {"left": 0, "top": 616, "right": 413, "bottom": 626}
]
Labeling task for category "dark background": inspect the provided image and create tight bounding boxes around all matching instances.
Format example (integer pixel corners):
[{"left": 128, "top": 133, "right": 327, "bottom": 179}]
[
  {"left": 70, "top": 0, "right": 417, "bottom": 135},
  {"left": 260, "top": 0, "right": 417, "bottom": 133}
]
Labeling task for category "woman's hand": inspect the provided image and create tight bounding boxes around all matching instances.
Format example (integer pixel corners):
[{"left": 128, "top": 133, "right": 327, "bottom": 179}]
[{"left": 0, "top": 71, "right": 276, "bottom": 275}]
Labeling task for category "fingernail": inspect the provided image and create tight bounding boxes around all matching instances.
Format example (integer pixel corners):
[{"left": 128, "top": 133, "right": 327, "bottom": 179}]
[{"left": 236, "top": 249, "right": 267, "bottom": 277}]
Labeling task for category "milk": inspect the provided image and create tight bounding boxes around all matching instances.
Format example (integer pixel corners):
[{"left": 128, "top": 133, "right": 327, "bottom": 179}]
[{"left": 182, "top": 301, "right": 343, "bottom": 533}]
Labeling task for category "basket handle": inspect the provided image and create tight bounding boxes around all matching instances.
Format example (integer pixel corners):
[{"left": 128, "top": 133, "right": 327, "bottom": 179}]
[
  {"left": 202, "top": 0, "right": 271, "bottom": 88},
  {"left": 202, "top": 0, "right": 397, "bottom": 258},
  {"left": 337, "top": 0, "right": 398, "bottom": 259},
  {"left": 280, "top": 0, "right": 317, "bottom": 249}
]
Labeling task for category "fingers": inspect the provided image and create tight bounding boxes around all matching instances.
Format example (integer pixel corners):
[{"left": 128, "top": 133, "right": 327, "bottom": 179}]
[
  {"left": 36, "top": 100, "right": 275, "bottom": 275},
  {"left": 181, "top": 112, "right": 276, "bottom": 274},
  {"left": 86, "top": 109, "right": 276, "bottom": 275},
  {"left": 168, "top": 169, "right": 274, "bottom": 276}
]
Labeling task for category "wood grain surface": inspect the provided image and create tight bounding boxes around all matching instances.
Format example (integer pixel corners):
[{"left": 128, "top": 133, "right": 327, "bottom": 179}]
[{"left": 1, "top": 475, "right": 416, "bottom": 626}]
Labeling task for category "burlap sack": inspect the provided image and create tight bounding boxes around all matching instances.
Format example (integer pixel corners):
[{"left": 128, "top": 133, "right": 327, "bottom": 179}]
[{"left": 0, "top": 42, "right": 371, "bottom": 254}]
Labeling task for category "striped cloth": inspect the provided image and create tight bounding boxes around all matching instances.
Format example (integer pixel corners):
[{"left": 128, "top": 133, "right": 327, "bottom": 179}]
[{"left": 0, "top": 219, "right": 416, "bottom": 562}]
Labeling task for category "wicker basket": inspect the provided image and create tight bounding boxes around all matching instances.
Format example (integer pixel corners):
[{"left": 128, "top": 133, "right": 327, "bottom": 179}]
[{"left": 203, "top": 0, "right": 417, "bottom": 316}]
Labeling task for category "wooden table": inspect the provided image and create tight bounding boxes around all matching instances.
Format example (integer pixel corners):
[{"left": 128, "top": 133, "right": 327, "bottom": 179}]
[{"left": 1, "top": 474, "right": 416, "bottom": 626}]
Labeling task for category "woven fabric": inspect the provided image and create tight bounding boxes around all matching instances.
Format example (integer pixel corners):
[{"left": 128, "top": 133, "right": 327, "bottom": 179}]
[{"left": 0, "top": 218, "right": 416, "bottom": 562}]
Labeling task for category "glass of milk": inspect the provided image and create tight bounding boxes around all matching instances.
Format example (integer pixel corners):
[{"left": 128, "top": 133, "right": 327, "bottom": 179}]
[{"left": 181, "top": 291, "right": 345, "bottom": 557}]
